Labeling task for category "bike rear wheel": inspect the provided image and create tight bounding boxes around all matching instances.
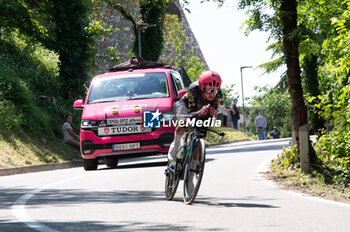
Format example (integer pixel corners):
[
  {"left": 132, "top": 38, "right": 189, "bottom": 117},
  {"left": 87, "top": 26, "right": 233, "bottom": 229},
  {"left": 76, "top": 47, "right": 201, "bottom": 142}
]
[{"left": 183, "top": 138, "right": 205, "bottom": 204}]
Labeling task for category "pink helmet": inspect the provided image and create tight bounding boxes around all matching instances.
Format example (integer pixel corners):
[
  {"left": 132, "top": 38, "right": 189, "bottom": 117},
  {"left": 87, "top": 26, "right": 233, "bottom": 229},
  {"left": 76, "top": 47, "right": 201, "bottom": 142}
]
[{"left": 198, "top": 71, "right": 222, "bottom": 91}]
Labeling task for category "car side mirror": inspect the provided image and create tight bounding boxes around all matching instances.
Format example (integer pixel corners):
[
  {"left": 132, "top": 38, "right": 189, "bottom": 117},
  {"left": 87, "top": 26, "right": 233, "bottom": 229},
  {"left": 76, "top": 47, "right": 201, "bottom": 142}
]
[
  {"left": 176, "top": 90, "right": 187, "bottom": 101},
  {"left": 73, "top": 99, "right": 84, "bottom": 110}
]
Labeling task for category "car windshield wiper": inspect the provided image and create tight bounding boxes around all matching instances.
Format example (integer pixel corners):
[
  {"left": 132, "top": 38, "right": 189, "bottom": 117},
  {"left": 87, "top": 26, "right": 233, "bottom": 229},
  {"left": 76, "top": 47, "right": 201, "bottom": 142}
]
[{"left": 89, "top": 100, "right": 115, "bottom": 104}]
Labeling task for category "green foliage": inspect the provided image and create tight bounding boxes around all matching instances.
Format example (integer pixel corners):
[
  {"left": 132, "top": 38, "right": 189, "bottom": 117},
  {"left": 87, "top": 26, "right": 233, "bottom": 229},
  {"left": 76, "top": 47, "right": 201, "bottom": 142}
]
[
  {"left": 161, "top": 14, "right": 205, "bottom": 81},
  {"left": 89, "top": 0, "right": 126, "bottom": 69},
  {"left": 271, "top": 145, "right": 300, "bottom": 171},
  {"left": 132, "top": 0, "right": 167, "bottom": 61},
  {"left": 0, "top": 0, "right": 50, "bottom": 44},
  {"left": 272, "top": 142, "right": 349, "bottom": 187},
  {"left": 0, "top": 100, "right": 22, "bottom": 130},
  {"left": 246, "top": 85, "right": 292, "bottom": 137},
  {"left": 0, "top": 37, "right": 62, "bottom": 136},
  {"left": 52, "top": 0, "right": 94, "bottom": 100},
  {"left": 1, "top": 0, "right": 95, "bottom": 101},
  {"left": 308, "top": 2, "right": 350, "bottom": 185},
  {"left": 220, "top": 84, "right": 238, "bottom": 108}
]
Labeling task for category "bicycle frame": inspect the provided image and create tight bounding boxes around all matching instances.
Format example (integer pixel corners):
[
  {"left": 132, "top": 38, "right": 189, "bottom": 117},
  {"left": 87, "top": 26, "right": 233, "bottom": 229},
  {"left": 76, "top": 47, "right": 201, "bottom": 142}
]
[{"left": 166, "top": 128, "right": 201, "bottom": 177}]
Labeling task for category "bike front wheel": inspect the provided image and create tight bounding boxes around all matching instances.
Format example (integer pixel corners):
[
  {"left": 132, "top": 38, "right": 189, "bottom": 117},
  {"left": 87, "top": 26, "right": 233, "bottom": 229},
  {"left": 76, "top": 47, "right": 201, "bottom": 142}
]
[
  {"left": 165, "top": 166, "right": 180, "bottom": 200},
  {"left": 183, "top": 138, "right": 205, "bottom": 204}
]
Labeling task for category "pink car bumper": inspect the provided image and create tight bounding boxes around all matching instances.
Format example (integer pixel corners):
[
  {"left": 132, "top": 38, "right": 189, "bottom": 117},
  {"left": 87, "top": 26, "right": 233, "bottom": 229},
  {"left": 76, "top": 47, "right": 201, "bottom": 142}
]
[{"left": 80, "top": 126, "right": 174, "bottom": 159}]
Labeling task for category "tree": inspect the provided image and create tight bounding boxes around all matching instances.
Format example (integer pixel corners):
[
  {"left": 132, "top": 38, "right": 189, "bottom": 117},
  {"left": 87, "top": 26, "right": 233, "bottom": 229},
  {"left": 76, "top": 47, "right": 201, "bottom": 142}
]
[
  {"left": 161, "top": 13, "right": 205, "bottom": 81},
  {"left": 135, "top": 0, "right": 167, "bottom": 61},
  {"left": 279, "top": 0, "right": 305, "bottom": 144},
  {"left": 238, "top": 0, "right": 305, "bottom": 143},
  {"left": 52, "top": 0, "right": 93, "bottom": 100},
  {"left": 0, "top": 0, "right": 94, "bottom": 100}
]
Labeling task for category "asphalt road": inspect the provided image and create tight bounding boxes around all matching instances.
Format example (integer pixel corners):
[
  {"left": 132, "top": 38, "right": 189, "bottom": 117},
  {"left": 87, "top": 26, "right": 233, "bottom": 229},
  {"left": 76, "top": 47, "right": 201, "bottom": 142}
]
[{"left": 0, "top": 138, "right": 349, "bottom": 232}]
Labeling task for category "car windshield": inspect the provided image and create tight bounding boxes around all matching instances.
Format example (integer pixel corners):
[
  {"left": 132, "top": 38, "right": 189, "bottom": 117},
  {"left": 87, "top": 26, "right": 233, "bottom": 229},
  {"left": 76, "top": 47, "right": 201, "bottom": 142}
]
[{"left": 88, "top": 72, "right": 170, "bottom": 104}]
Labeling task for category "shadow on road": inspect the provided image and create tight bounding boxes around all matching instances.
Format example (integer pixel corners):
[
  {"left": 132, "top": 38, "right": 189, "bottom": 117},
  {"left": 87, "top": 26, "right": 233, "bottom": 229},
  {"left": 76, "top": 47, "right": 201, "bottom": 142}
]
[
  {"left": 97, "top": 157, "right": 216, "bottom": 171},
  {"left": 187, "top": 196, "right": 280, "bottom": 209},
  {"left": 0, "top": 187, "right": 229, "bottom": 231},
  {"left": 0, "top": 219, "right": 225, "bottom": 232},
  {"left": 100, "top": 161, "right": 168, "bottom": 171},
  {"left": 194, "top": 200, "right": 279, "bottom": 208}
]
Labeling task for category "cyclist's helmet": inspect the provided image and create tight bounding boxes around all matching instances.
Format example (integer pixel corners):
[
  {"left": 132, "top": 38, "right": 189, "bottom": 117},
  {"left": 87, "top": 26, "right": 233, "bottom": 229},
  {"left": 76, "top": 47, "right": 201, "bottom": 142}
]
[{"left": 198, "top": 71, "right": 222, "bottom": 92}]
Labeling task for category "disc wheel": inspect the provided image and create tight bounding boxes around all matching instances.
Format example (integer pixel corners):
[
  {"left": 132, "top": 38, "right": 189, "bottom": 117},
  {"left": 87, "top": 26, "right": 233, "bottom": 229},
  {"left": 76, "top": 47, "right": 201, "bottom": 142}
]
[{"left": 183, "top": 139, "right": 205, "bottom": 204}]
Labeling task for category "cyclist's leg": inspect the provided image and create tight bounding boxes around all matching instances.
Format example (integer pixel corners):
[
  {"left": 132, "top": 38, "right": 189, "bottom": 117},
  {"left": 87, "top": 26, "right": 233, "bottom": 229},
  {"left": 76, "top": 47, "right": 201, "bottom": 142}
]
[
  {"left": 190, "top": 144, "right": 200, "bottom": 170},
  {"left": 167, "top": 126, "right": 186, "bottom": 163}
]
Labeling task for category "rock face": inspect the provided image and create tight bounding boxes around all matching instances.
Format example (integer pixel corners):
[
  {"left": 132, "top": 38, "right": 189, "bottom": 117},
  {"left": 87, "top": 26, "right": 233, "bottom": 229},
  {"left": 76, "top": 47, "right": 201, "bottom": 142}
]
[{"left": 94, "top": 1, "right": 208, "bottom": 74}]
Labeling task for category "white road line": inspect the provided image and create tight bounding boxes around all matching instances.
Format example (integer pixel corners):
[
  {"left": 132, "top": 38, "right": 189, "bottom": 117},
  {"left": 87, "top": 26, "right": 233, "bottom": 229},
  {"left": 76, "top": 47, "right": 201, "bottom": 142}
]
[
  {"left": 256, "top": 156, "right": 350, "bottom": 208},
  {"left": 12, "top": 173, "right": 93, "bottom": 232}
]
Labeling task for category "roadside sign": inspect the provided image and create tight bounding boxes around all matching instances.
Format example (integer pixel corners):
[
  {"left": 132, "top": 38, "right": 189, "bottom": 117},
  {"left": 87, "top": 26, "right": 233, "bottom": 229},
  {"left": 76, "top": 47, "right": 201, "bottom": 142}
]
[{"left": 299, "top": 105, "right": 308, "bottom": 126}]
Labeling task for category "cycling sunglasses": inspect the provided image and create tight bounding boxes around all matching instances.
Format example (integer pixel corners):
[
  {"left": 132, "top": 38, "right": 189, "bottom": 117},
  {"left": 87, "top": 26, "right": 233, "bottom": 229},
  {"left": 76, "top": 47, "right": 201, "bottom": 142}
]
[{"left": 203, "top": 87, "right": 219, "bottom": 95}]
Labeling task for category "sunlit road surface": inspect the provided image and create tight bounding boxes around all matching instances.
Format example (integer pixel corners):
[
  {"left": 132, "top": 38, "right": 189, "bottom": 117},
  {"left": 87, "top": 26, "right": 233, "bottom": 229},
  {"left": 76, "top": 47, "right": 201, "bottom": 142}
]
[{"left": 0, "top": 138, "right": 349, "bottom": 232}]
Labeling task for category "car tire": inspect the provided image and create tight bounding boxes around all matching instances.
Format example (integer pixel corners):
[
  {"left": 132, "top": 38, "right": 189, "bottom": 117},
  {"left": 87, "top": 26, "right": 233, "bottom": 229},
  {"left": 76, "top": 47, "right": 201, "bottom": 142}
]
[
  {"left": 83, "top": 158, "right": 98, "bottom": 171},
  {"left": 104, "top": 156, "right": 119, "bottom": 167}
]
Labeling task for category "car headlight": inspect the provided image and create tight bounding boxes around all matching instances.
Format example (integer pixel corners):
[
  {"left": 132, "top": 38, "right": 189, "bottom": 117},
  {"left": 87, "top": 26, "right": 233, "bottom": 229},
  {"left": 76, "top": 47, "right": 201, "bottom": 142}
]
[{"left": 81, "top": 120, "right": 99, "bottom": 128}]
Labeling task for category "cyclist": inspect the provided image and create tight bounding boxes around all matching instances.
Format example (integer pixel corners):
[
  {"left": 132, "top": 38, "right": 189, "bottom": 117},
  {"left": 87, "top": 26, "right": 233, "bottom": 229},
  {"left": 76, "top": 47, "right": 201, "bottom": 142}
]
[{"left": 167, "top": 70, "right": 223, "bottom": 168}]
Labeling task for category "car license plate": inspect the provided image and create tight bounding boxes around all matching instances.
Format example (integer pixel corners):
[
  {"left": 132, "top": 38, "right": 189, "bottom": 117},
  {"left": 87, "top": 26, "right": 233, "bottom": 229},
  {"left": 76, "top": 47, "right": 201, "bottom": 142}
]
[
  {"left": 112, "top": 142, "right": 140, "bottom": 151},
  {"left": 98, "top": 125, "right": 151, "bottom": 136}
]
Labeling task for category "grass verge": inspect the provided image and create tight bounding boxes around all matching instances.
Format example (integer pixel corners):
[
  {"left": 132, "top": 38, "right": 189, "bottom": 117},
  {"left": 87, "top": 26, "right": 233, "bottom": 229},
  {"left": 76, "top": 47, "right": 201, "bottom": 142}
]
[
  {"left": 0, "top": 131, "right": 80, "bottom": 168},
  {"left": 205, "top": 127, "right": 251, "bottom": 145},
  {"left": 0, "top": 127, "right": 251, "bottom": 169},
  {"left": 267, "top": 165, "right": 350, "bottom": 204}
]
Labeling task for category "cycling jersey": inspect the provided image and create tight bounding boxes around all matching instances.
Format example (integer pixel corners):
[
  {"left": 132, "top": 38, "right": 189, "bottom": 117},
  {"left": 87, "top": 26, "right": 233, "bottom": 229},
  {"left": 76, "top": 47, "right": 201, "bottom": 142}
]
[{"left": 176, "top": 81, "right": 223, "bottom": 119}]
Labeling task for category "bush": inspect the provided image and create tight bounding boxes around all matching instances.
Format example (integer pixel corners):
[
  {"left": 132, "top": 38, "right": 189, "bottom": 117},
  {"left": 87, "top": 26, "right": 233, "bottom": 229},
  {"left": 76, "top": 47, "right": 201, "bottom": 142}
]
[
  {"left": 0, "top": 100, "right": 22, "bottom": 130},
  {"left": 0, "top": 37, "right": 62, "bottom": 136},
  {"left": 271, "top": 145, "right": 300, "bottom": 171},
  {"left": 314, "top": 131, "right": 350, "bottom": 187}
]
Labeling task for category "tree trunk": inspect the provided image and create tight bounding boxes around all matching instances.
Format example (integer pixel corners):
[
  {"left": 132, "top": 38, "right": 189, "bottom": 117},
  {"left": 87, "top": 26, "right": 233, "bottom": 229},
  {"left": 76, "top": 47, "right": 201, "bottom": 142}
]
[
  {"left": 279, "top": 0, "right": 305, "bottom": 145},
  {"left": 303, "top": 54, "right": 326, "bottom": 137}
]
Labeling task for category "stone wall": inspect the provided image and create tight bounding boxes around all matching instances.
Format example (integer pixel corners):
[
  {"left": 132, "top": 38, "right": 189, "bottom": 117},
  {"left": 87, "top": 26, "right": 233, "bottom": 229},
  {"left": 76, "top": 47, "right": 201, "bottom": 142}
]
[{"left": 94, "top": 1, "right": 209, "bottom": 74}]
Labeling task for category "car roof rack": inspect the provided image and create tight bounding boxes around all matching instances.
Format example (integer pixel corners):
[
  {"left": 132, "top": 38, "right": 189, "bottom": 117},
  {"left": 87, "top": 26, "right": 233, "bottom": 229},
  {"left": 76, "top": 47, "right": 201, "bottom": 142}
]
[{"left": 109, "top": 57, "right": 172, "bottom": 72}]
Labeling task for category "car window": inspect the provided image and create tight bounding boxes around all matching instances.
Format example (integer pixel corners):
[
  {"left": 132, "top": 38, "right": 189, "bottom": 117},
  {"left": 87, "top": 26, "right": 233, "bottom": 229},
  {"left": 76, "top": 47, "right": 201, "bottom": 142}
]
[
  {"left": 87, "top": 72, "right": 169, "bottom": 104},
  {"left": 171, "top": 72, "right": 185, "bottom": 92}
]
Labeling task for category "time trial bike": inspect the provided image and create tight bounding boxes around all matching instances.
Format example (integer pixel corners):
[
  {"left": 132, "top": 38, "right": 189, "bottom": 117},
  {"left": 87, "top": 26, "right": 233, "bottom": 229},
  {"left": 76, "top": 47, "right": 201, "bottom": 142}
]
[{"left": 165, "top": 125, "right": 224, "bottom": 204}]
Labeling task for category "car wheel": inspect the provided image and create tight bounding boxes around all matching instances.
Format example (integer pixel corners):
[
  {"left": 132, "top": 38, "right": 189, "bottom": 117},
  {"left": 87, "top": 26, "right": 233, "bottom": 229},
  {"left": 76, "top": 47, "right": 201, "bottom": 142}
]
[
  {"left": 104, "top": 156, "right": 119, "bottom": 167},
  {"left": 83, "top": 158, "right": 98, "bottom": 171}
]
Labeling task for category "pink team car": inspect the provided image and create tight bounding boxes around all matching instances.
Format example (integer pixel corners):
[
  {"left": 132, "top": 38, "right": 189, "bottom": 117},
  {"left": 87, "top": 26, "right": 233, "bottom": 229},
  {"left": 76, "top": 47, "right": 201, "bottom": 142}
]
[{"left": 74, "top": 59, "right": 187, "bottom": 170}]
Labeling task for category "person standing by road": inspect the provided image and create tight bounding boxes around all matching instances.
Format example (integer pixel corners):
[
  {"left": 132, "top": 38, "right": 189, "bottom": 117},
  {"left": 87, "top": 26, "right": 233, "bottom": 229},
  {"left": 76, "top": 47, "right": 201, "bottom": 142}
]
[
  {"left": 229, "top": 98, "right": 240, "bottom": 129},
  {"left": 255, "top": 111, "right": 267, "bottom": 140},
  {"left": 62, "top": 114, "right": 80, "bottom": 148},
  {"left": 217, "top": 100, "right": 228, "bottom": 127}
]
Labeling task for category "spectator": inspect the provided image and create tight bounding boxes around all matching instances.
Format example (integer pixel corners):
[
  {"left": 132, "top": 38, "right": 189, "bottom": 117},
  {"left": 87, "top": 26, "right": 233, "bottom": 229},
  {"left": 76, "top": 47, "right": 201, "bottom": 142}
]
[
  {"left": 217, "top": 100, "right": 228, "bottom": 127},
  {"left": 62, "top": 114, "right": 80, "bottom": 148},
  {"left": 229, "top": 98, "right": 240, "bottom": 129},
  {"left": 268, "top": 126, "right": 282, "bottom": 139},
  {"left": 255, "top": 111, "right": 267, "bottom": 140}
]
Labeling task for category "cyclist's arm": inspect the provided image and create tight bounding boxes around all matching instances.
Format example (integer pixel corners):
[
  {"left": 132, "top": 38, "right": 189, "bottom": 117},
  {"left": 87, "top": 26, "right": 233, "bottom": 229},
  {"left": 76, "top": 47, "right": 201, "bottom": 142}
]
[{"left": 176, "top": 95, "right": 191, "bottom": 119}]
